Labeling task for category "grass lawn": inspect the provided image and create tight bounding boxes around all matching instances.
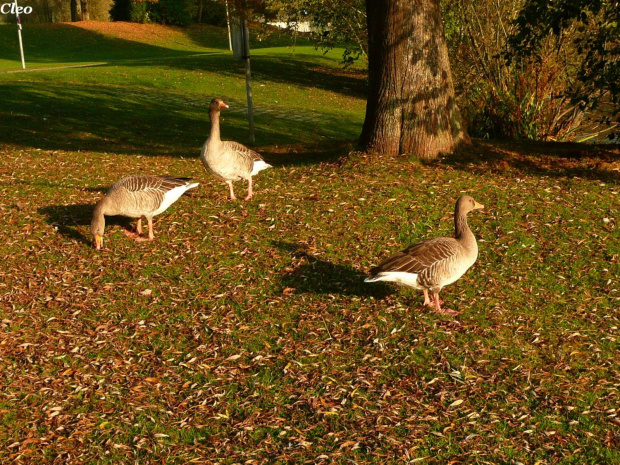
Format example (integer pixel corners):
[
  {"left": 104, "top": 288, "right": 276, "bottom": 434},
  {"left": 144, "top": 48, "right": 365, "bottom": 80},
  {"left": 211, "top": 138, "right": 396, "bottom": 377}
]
[{"left": 1, "top": 21, "right": 620, "bottom": 465}]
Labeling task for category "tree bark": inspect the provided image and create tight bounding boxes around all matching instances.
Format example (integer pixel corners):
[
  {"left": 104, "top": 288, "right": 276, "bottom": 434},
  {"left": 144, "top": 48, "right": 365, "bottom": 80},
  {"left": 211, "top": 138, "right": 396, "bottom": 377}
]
[
  {"left": 70, "top": 0, "right": 79, "bottom": 22},
  {"left": 80, "top": 0, "right": 89, "bottom": 21},
  {"left": 360, "top": 0, "right": 469, "bottom": 158}
]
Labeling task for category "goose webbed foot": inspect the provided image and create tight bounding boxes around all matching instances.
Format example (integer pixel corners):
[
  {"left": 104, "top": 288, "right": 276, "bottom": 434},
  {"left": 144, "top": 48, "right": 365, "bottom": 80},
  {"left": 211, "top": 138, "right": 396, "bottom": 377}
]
[
  {"left": 438, "top": 307, "right": 460, "bottom": 316},
  {"left": 432, "top": 292, "right": 458, "bottom": 316}
]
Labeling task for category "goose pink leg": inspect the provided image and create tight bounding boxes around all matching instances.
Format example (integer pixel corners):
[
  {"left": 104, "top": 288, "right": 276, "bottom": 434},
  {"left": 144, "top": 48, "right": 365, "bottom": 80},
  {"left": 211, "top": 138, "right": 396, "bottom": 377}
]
[
  {"left": 226, "top": 181, "right": 236, "bottom": 201},
  {"left": 423, "top": 289, "right": 443, "bottom": 307},
  {"left": 124, "top": 218, "right": 143, "bottom": 239},
  {"left": 147, "top": 217, "right": 155, "bottom": 240},
  {"left": 130, "top": 218, "right": 154, "bottom": 242},
  {"left": 245, "top": 177, "right": 253, "bottom": 201},
  {"left": 423, "top": 289, "right": 433, "bottom": 307}
]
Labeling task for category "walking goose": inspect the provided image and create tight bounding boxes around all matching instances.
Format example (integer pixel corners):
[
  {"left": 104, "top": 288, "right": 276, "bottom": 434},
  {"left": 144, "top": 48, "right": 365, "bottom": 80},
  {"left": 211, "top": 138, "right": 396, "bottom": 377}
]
[
  {"left": 200, "top": 98, "right": 271, "bottom": 200},
  {"left": 365, "top": 195, "right": 484, "bottom": 315},
  {"left": 91, "top": 175, "right": 199, "bottom": 250}
]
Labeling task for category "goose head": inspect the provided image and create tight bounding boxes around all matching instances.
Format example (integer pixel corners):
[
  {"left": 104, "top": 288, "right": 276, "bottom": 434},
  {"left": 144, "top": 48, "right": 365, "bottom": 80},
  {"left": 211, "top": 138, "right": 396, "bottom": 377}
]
[
  {"left": 209, "top": 98, "right": 229, "bottom": 113},
  {"left": 455, "top": 195, "right": 484, "bottom": 216}
]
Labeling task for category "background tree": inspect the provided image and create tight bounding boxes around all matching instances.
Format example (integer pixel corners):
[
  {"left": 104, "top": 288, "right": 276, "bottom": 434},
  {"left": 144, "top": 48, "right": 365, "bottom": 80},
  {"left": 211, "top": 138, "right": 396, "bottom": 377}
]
[
  {"left": 71, "top": 0, "right": 79, "bottom": 21},
  {"left": 81, "top": 0, "right": 90, "bottom": 20},
  {"left": 267, "top": 0, "right": 367, "bottom": 65},
  {"left": 359, "top": 0, "right": 469, "bottom": 158}
]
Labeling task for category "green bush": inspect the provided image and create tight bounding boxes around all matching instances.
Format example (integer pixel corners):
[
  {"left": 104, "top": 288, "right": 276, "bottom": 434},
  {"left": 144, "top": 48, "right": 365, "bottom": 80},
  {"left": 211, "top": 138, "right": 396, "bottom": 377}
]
[
  {"left": 443, "top": 0, "right": 585, "bottom": 141},
  {"left": 130, "top": 1, "right": 150, "bottom": 23},
  {"left": 197, "top": 0, "right": 227, "bottom": 27},
  {"left": 149, "top": 0, "right": 193, "bottom": 27},
  {"left": 109, "top": 0, "right": 132, "bottom": 21},
  {"left": 110, "top": 0, "right": 192, "bottom": 26}
]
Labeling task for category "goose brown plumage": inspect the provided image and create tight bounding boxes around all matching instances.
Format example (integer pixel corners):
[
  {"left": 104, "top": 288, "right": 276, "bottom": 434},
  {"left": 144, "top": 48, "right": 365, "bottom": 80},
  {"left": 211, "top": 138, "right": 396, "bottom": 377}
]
[
  {"left": 200, "top": 98, "right": 271, "bottom": 200},
  {"left": 365, "top": 195, "right": 484, "bottom": 315},
  {"left": 91, "top": 175, "right": 199, "bottom": 250}
]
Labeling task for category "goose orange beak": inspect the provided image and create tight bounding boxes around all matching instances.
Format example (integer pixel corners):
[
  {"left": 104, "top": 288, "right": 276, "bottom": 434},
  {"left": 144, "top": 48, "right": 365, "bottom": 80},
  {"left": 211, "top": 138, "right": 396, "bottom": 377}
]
[
  {"left": 219, "top": 102, "right": 229, "bottom": 110},
  {"left": 473, "top": 201, "right": 484, "bottom": 210},
  {"left": 94, "top": 235, "right": 103, "bottom": 250}
]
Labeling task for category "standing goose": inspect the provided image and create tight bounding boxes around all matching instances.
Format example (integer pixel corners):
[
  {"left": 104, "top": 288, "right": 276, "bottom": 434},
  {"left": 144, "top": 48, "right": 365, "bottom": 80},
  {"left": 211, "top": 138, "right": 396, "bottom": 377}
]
[
  {"left": 200, "top": 98, "right": 271, "bottom": 200},
  {"left": 91, "top": 175, "right": 199, "bottom": 250},
  {"left": 365, "top": 196, "right": 484, "bottom": 315}
]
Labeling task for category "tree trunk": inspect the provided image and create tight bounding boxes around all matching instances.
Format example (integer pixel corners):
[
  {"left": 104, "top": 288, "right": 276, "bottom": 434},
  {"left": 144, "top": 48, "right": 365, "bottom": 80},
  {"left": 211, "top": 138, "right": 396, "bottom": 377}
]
[
  {"left": 198, "top": 0, "right": 204, "bottom": 23},
  {"left": 360, "top": 0, "right": 469, "bottom": 158},
  {"left": 70, "top": 0, "right": 79, "bottom": 22},
  {"left": 80, "top": 0, "right": 89, "bottom": 21}
]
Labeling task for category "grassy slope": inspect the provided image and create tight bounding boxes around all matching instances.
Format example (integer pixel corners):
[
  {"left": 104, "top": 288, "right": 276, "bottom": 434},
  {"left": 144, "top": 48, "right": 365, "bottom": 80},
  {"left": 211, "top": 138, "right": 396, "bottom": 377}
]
[{"left": 1, "top": 22, "right": 620, "bottom": 465}]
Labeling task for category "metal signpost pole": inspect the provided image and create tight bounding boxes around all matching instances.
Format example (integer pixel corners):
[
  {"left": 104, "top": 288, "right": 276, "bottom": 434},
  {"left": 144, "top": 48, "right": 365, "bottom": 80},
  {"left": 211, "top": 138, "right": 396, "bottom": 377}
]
[
  {"left": 243, "top": 20, "right": 255, "bottom": 144},
  {"left": 14, "top": 0, "right": 26, "bottom": 69}
]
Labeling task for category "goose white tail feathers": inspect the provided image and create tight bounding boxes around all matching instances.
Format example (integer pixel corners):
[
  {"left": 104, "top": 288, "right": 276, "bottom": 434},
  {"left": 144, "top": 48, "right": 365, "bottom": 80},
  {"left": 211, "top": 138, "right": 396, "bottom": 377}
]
[
  {"left": 365, "top": 272, "right": 420, "bottom": 288},
  {"left": 251, "top": 160, "right": 272, "bottom": 176},
  {"left": 152, "top": 181, "right": 199, "bottom": 216}
]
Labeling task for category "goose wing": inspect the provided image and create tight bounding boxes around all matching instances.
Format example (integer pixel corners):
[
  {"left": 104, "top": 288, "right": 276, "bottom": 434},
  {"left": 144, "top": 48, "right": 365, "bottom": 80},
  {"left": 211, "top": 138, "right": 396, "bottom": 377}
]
[
  {"left": 370, "top": 237, "right": 460, "bottom": 275},
  {"left": 113, "top": 176, "right": 193, "bottom": 214},
  {"left": 224, "top": 141, "right": 264, "bottom": 161},
  {"left": 220, "top": 141, "right": 264, "bottom": 175}
]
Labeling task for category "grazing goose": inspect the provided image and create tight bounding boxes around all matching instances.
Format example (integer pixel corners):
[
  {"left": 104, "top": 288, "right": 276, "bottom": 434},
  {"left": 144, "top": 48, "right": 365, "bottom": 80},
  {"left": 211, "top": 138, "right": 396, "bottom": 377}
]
[
  {"left": 200, "top": 98, "right": 271, "bottom": 200},
  {"left": 365, "top": 196, "right": 484, "bottom": 316},
  {"left": 91, "top": 175, "right": 199, "bottom": 250}
]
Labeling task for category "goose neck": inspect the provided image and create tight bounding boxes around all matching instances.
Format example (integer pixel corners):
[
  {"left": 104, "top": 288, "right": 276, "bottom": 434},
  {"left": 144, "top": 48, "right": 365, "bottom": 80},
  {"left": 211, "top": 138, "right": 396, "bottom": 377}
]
[
  {"left": 209, "top": 109, "right": 221, "bottom": 141},
  {"left": 454, "top": 211, "right": 471, "bottom": 240},
  {"left": 91, "top": 199, "right": 107, "bottom": 234}
]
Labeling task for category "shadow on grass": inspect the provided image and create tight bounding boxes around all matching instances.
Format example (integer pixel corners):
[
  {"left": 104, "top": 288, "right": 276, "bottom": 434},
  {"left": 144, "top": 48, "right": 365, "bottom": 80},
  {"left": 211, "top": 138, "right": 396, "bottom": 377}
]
[
  {"left": 438, "top": 139, "right": 620, "bottom": 184},
  {"left": 0, "top": 81, "right": 361, "bottom": 157},
  {"left": 38, "top": 203, "right": 132, "bottom": 246},
  {"left": 273, "top": 240, "right": 392, "bottom": 298},
  {"left": 0, "top": 23, "right": 365, "bottom": 157},
  {"left": 158, "top": 53, "right": 367, "bottom": 99},
  {"left": 1, "top": 23, "right": 367, "bottom": 99},
  {"left": 261, "top": 140, "right": 357, "bottom": 167},
  {"left": 0, "top": 23, "right": 204, "bottom": 68}
]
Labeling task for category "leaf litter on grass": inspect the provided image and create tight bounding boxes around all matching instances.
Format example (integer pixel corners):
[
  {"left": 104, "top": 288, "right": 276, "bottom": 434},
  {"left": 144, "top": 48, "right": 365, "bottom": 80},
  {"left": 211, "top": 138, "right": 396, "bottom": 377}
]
[{"left": 1, "top": 138, "right": 619, "bottom": 464}]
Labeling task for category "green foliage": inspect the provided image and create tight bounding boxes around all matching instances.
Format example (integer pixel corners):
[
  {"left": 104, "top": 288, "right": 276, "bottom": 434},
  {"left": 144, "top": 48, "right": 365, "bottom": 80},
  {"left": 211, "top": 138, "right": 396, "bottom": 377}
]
[
  {"left": 262, "top": 0, "right": 367, "bottom": 66},
  {"left": 443, "top": 0, "right": 587, "bottom": 141},
  {"left": 109, "top": 0, "right": 133, "bottom": 21},
  {"left": 131, "top": 0, "right": 151, "bottom": 22},
  {"left": 149, "top": 0, "right": 194, "bottom": 26},
  {"left": 110, "top": 0, "right": 193, "bottom": 26},
  {"left": 508, "top": 0, "right": 620, "bottom": 123},
  {"left": 197, "top": 0, "right": 227, "bottom": 26}
]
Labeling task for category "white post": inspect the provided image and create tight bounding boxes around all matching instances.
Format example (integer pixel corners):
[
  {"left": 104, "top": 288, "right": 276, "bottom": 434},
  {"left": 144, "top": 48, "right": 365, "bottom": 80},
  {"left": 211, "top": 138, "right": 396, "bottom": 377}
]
[{"left": 14, "top": 0, "right": 25, "bottom": 69}]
